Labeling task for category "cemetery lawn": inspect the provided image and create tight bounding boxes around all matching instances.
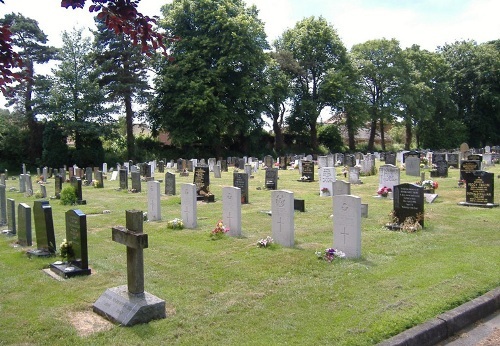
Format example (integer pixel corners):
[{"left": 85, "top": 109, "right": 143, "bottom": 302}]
[{"left": 1, "top": 164, "right": 499, "bottom": 346}]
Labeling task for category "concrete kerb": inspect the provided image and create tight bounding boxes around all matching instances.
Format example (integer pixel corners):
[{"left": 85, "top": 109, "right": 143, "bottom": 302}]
[{"left": 377, "top": 287, "right": 500, "bottom": 346}]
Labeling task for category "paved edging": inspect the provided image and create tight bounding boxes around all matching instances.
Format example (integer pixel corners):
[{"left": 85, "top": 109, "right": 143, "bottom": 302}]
[{"left": 377, "top": 287, "right": 500, "bottom": 346}]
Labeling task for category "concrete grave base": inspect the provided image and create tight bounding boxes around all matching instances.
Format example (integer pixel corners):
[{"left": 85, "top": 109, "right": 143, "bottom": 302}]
[
  {"left": 457, "top": 201, "right": 499, "bottom": 208},
  {"left": 93, "top": 285, "right": 166, "bottom": 326}
]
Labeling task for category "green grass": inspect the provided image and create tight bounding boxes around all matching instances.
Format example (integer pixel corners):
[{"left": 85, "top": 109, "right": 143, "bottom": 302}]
[{"left": 0, "top": 163, "right": 499, "bottom": 345}]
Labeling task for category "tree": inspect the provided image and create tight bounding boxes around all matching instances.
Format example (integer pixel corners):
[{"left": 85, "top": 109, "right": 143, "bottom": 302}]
[
  {"left": 317, "top": 124, "right": 343, "bottom": 153},
  {"left": 351, "top": 39, "right": 406, "bottom": 151},
  {"left": 149, "top": 0, "right": 269, "bottom": 157},
  {"left": 0, "top": 108, "right": 27, "bottom": 170},
  {"left": 0, "top": 13, "right": 58, "bottom": 161},
  {"left": 274, "top": 16, "right": 348, "bottom": 151},
  {"left": 93, "top": 19, "right": 150, "bottom": 161},
  {"left": 47, "top": 28, "right": 115, "bottom": 166}
]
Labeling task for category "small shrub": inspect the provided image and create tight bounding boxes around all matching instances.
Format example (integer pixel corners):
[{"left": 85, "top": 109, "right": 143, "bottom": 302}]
[{"left": 60, "top": 186, "right": 77, "bottom": 205}]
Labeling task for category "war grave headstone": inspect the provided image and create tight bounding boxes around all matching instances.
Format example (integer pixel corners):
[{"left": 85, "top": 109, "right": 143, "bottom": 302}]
[
  {"left": 147, "top": 181, "right": 161, "bottom": 221},
  {"left": 405, "top": 156, "right": 421, "bottom": 177},
  {"left": 387, "top": 183, "right": 424, "bottom": 230},
  {"left": 332, "top": 180, "right": 351, "bottom": 196},
  {"left": 222, "top": 186, "right": 242, "bottom": 237},
  {"left": 458, "top": 171, "right": 498, "bottom": 208},
  {"left": 233, "top": 172, "right": 249, "bottom": 204},
  {"left": 333, "top": 195, "right": 361, "bottom": 258},
  {"left": 271, "top": 190, "right": 294, "bottom": 248},
  {"left": 28, "top": 200, "right": 56, "bottom": 257},
  {"left": 349, "top": 166, "right": 361, "bottom": 184},
  {"left": 93, "top": 210, "right": 166, "bottom": 326},
  {"left": 265, "top": 168, "right": 278, "bottom": 190},
  {"left": 319, "top": 167, "right": 336, "bottom": 196},
  {"left": 165, "top": 172, "right": 176, "bottom": 195},
  {"left": 300, "top": 160, "right": 314, "bottom": 182},
  {"left": 131, "top": 171, "right": 141, "bottom": 192},
  {"left": 119, "top": 168, "right": 128, "bottom": 190},
  {"left": 379, "top": 164, "right": 400, "bottom": 192},
  {"left": 181, "top": 183, "right": 197, "bottom": 229},
  {"left": 50, "top": 209, "right": 91, "bottom": 278},
  {"left": 17, "top": 203, "right": 32, "bottom": 246},
  {"left": 0, "top": 184, "right": 6, "bottom": 226},
  {"left": 460, "top": 160, "right": 480, "bottom": 180},
  {"left": 194, "top": 166, "right": 211, "bottom": 201},
  {"left": 70, "top": 177, "right": 86, "bottom": 205}
]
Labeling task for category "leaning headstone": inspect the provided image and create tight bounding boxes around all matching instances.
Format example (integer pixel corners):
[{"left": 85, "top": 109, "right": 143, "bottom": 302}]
[
  {"left": 265, "top": 168, "right": 278, "bottom": 190},
  {"left": 165, "top": 172, "right": 176, "bottom": 195},
  {"left": 110, "top": 170, "right": 118, "bottom": 181},
  {"left": 28, "top": 200, "right": 56, "bottom": 256},
  {"left": 0, "top": 184, "right": 6, "bottom": 226},
  {"left": 379, "top": 164, "right": 400, "bottom": 190},
  {"left": 233, "top": 172, "right": 249, "bottom": 204},
  {"left": 147, "top": 181, "right": 161, "bottom": 221},
  {"left": 391, "top": 183, "right": 424, "bottom": 229},
  {"left": 50, "top": 209, "right": 91, "bottom": 278},
  {"left": 2, "top": 198, "right": 16, "bottom": 235},
  {"left": 181, "top": 183, "right": 197, "bottom": 229},
  {"left": 332, "top": 180, "right": 351, "bottom": 196},
  {"left": 222, "top": 186, "right": 242, "bottom": 237},
  {"left": 93, "top": 210, "right": 166, "bottom": 326},
  {"left": 319, "top": 167, "right": 336, "bottom": 196},
  {"left": 17, "top": 203, "right": 32, "bottom": 246},
  {"left": 405, "top": 156, "right": 420, "bottom": 177},
  {"left": 458, "top": 171, "right": 498, "bottom": 208},
  {"left": 131, "top": 171, "right": 141, "bottom": 192},
  {"left": 271, "top": 190, "right": 294, "bottom": 247},
  {"left": 333, "top": 195, "right": 361, "bottom": 258}
]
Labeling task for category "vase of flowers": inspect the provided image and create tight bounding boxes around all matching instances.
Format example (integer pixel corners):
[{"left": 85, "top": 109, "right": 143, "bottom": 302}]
[
  {"left": 59, "top": 239, "right": 75, "bottom": 264},
  {"left": 377, "top": 186, "right": 392, "bottom": 197},
  {"left": 210, "top": 220, "right": 229, "bottom": 240},
  {"left": 320, "top": 187, "right": 330, "bottom": 197},
  {"left": 420, "top": 179, "right": 438, "bottom": 193}
]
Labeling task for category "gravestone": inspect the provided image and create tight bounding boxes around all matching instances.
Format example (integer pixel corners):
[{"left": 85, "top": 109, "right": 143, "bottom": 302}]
[
  {"left": 379, "top": 164, "right": 400, "bottom": 190},
  {"left": 165, "top": 172, "right": 176, "bottom": 195},
  {"left": 17, "top": 203, "right": 32, "bottom": 246},
  {"left": 332, "top": 180, "right": 351, "bottom": 196},
  {"left": 222, "top": 186, "right": 242, "bottom": 237},
  {"left": 110, "top": 170, "right": 118, "bottom": 181},
  {"left": 158, "top": 160, "right": 165, "bottom": 173},
  {"left": 405, "top": 156, "right": 420, "bottom": 177},
  {"left": 432, "top": 153, "right": 446, "bottom": 164},
  {"left": 221, "top": 160, "right": 228, "bottom": 172},
  {"left": 335, "top": 153, "right": 345, "bottom": 166},
  {"left": 361, "top": 203, "right": 368, "bottom": 218},
  {"left": 147, "top": 181, "right": 161, "bottom": 221},
  {"left": 392, "top": 183, "right": 424, "bottom": 228},
  {"left": 271, "top": 190, "right": 294, "bottom": 247},
  {"left": 213, "top": 164, "right": 221, "bottom": 178},
  {"left": 301, "top": 161, "right": 314, "bottom": 181},
  {"left": 119, "top": 169, "right": 128, "bottom": 190},
  {"left": 327, "top": 154, "right": 335, "bottom": 167},
  {"left": 50, "top": 209, "right": 91, "bottom": 278},
  {"left": 25, "top": 175, "right": 33, "bottom": 197},
  {"left": 265, "top": 168, "right": 278, "bottom": 190},
  {"left": 85, "top": 167, "right": 93, "bottom": 184},
  {"left": 264, "top": 155, "right": 274, "bottom": 168},
  {"left": 294, "top": 199, "right": 305, "bottom": 212},
  {"left": 317, "top": 156, "right": 328, "bottom": 169},
  {"left": 0, "top": 174, "right": 5, "bottom": 185},
  {"left": 54, "top": 175, "right": 63, "bottom": 198},
  {"left": 233, "top": 172, "right": 249, "bottom": 204},
  {"left": 19, "top": 174, "right": 26, "bottom": 193},
  {"left": 131, "top": 171, "right": 141, "bottom": 192},
  {"left": 319, "top": 167, "right": 336, "bottom": 196},
  {"left": 29, "top": 200, "right": 56, "bottom": 256},
  {"left": 345, "top": 154, "right": 356, "bottom": 167},
  {"left": 333, "top": 195, "right": 361, "bottom": 258},
  {"left": 279, "top": 156, "right": 288, "bottom": 170},
  {"left": 459, "top": 171, "right": 498, "bottom": 207},
  {"left": 208, "top": 158, "right": 216, "bottom": 172},
  {"left": 96, "top": 171, "right": 104, "bottom": 188},
  {"left": 460, "top": 160, "right": 480, "bottom": 180},
  {"left": 348, "top": 167, "right": 361, "bottom": 184},
  {"left": 193, "top": 166, "right": 210, "bottom": 199},
  {"left": 0, "top": 184, "right": 6, "bottom": 226},
  {"left": 403, "top": 150, "right": 420, "bottom": 163},
  {"left": 39, "top": 185, "right": 47, "bottom": 198},
  {"left": 181, "top": 183, "right": 197, "bottom": 229},
  {"left": 3, "top": 198, "right": 16, "bottom": 235},
  {"left": 447, "top": 153, "right": 459, "bottom": 168},
  {"left": 93, "top": 210, "right": 166, "bottom": 326},
  {"left": 71, "top": 177, "right": 86, "bottom": 205},
  {"left": 435, "top": 160, "right": 448, "bottom": 178}
]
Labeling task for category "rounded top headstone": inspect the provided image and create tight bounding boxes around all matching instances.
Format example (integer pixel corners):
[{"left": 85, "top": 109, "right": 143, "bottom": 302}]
[
  {"left": 460, "top": 143, "right": 469, "bottom": 153},
  {"left": 485, "top": 146, "right": 491, "bottom": 153}
]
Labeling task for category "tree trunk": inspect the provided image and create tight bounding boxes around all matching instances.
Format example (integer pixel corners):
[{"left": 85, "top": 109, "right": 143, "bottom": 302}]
[
  {"left": 346, "top": 111, "right": 356, "bottom": 151},
  {"left": 379, "top": 117, "right": 386, "bottom": 151},
  {"left": 367, "top": 117, "right": 377, "bottom": 152},
  {"left": 273, "top": 116, "right": 284, "bottom": 154},
  {"left": 124, "top": 92, "right": 135, "bottom": 161},
  {"left": 405, "top": 117, "right": 412, "bottom": 150},
  {"left": 24, "top": 60, "right": 41, "bottom": 162},
  {"left": 310, "top": 121, "right": 318, "bottom": 151}
]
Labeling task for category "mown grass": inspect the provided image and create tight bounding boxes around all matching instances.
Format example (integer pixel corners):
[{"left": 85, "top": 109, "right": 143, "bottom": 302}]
[{"left": 0, "top": 163, "right": 498, "bottom": 346}]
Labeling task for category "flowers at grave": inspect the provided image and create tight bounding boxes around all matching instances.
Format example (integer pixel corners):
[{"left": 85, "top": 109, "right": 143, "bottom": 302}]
[
  {"left": 457, "top": 179, "right": 466, "bottom": 188},
  {"left": 377, "top": 186, "right": 392, "bottom": 197},
  {"left": 420, "top": 157, "right": 428, "bottom": 166},
  {"left": 92, "top": 180, "right": 102, "bottom": 188},
  {"left": 257, "top": 236, "right": 274, "bottom": 248},
  {"left": 321, "top": 187, "right": 329, "bottom": 193},
  {"left": 59, "top": 238, "right": 75, "bottom": 262},
  {"left": 419, "top": 180, "right": 438, "bottom": 190},
  {"left": 35, "top": 175, "right": 44, "bottom": 183},
  {"left": 315, "top": 248, "right": 346, "bottom": 262},
  {"left": 210, "top": 220, "right": 229, "bottom": 240},
  {"left": 300, "top": 176, "right": 309, "bottom": 181},
  {"left": 167, "top": 218, "right": 184, "bottom": 230}
]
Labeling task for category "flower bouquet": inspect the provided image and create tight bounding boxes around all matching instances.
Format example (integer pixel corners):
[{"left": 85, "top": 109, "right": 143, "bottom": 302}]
[
  {"left": 167, "top": 218, "right": 184, "bottom": 230},
  {"left": 315, "top": 248, "right": 346, "bottom": 262},
  {"left": 377, "top": 186, "right": 392, "bottom": 197},
  {"left": 59, "top": 238, "right": 75, "bottom": 263},
  {"left": 210, "top": 220, "right": 229, "bottom": 240},
  {"left": 257, "top": 236, "right": 274, "bottom": 248}
]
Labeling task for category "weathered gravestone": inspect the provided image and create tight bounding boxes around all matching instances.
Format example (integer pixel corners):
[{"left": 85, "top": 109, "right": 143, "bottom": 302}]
[
  {"left": 317, "top": 156, "right": 328, "bottom": 169},
  {"left": 271, "top": 190, "right": 294, "bottom": 247},
  {"left": 279, "top": 156, "right": 289, "bottom": 170},
  {"left": 434, "top": 160, "right": 449, "bottom": 178},
  {"left": 405, "top": 156, "right": 421, "bottom": 177},
  {"left": 119, "top": 169, "right": 128, "bottom": 190},
  {"left": 70, "top": 177, "right": 86, "bottom": 205},
  {"left": 193, "top": 166, "right": 210, "bottom": 200},
  {"left": 344, "top": 154, "right": 356, "bottom": 167},
  {"left": 93, "top": 210, "right": 166, "bottom": 326},
  {"left": 213, "top": 164, "right": 221, "bottom": 178},
  {"left": 19, "top": 174, "right": 26, "bottom": 193},
  {"left": 131, "top": 172, "right": 141, "bottom": 192},
  {"left": 54, "top": 175, "right": 63, "bottom": 198},
  {"left": 50, "top": 209, "right": 91, "bottom": 278},
  {"left": 96, "top": 171, "right": 104, "bottom": 188},
  {"left": 28, "top": 200, "right": 56, "bottom": 257},
  {"left": 319, "top": 167, "right": 336, "bottom": 196},
  {"left": 332, "top": 180, "right": 351, "bottom": 196},
  {"left": 385, "top": 152, "right": 397, "bottom": 166},
  {"left": 181, "top": 183, "right": 197, "bottom": 229},
  {"left": 265, "top": 168, "right": 278, "bottom": 190},
  {"left": 333, "top": 195, "right": 361, "bottom": 258},
  {"left": 390, "top": 183, "right": 424, "bottom": 229},
  {"left": 459, "top": 171, "right": 498, "bottom": 208},
  {"left": 17, "top": 203, "right": 32, "bottom": 246},
  {"left": 233, "top": 172, "right": 249, "bottom": 204},
  {"left": 25, "top": 175, "right": 33, "bottom": 197},
  {"left": 379, "top": 164, "right": 400, "bottom": 190},
  {"left": 85, "top": 167, "right": 93, "bottom": 184},
  {"left": 222, "top": 186, "right": 242, "bottom": 237},
  {"left": 0, "top": 184, "right": 6, "bottom": 226},
  {"left": 447, "top": 153, "right": 459, "bottom": 168},
  {"left": 147, "top": 181, "right": 161, "bottom": 221},
  {"left": 349, "top": 167, "right": 361, "bottom": 184},
  {"left": 264, "top": 155, "right": 274, "bottom": 168},
  {"left": 300, "top": 161, "right": 314, "bottom": 181},
  {"left": 3, "top": 198, "right": 16, "bottom": 235},
  {"left": 165, "top": 172, "right": 176, "bottom": 195}
]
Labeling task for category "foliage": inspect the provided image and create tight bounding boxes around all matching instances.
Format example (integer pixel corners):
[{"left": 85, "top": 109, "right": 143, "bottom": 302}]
[
  {"left": 59, "top": 185, "right": 77, "bottom": 205},
  {"left": 42, "top": 121, "right": 69, "bottom": 168},
  {"left": 0, "top": 109, "right": 27, "bottom": 171},
  {"left": 317, "top": 123, "right": 344, "bottom": 153}
]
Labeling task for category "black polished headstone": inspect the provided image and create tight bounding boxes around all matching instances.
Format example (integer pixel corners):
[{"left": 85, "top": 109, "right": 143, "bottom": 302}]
[
  {"left": 233, "top": 172, "right": 249, "bottom": 204},
  {"left": 393, "top": 183, "right": 424, "bottom": 227}
]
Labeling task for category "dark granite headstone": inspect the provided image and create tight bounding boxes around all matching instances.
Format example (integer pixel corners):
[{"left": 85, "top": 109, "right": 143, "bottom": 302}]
[
  {"left": 447, "top": 153, "right": 459, "bottom": 168},
  {"left": 165, "top": 172, "right": 175, "bottom": 195},
  {"left": 467, "top": 154, "right": 482, "bottom": 162},
  {"left": 301, "top": 161, "right": 314, "bottom": 181},
  {"left": 17, "top": 203, "right": 32, "bottom": 246},
  {"left": 193, "top": 166, "right": 210, "bottom": 197},
  {"left": 96, "top": 171, "right": 104, "bottom": 188},
  {"left": 462, "top": 171, "right": 496, "bottom": 205},
  {"left": 403, "top": 150, "right": 420, "bottom": 163},
  {"left": 119, "top": 169, "right": 128, "bottom": 190},
  {"left": 233, "top": 172, "right": 249, "bottom": 204},
  {"left": 29, "top": 200, "right": 56, "bottom": 256},
  {"left": 432, "top": 153, "right": 446, "bottom": 164},
  {"left": 158, "top": 161, "right": 165, "bottom": 173},
  {"left": 435, "top": 160, "right": 448, "bottom": 178},
  {"left": 294, "top": 199, "right": 305, "bottom": 212},
  {"left": 265, "top": 168, "right": 278, "bottom": 190},
  {"left": 345, "top": 154, "right": 356, "bottom": 167},
  {"left": 131, "top": 171, "right": 141, "bottom": 192},
  {"left": 54, "top": 175, "right": 63, "bottom": 198},
  {"left": 71, "top": 177, "right": 86, "bottom": 205},
  {"left": 393, "top": 183, "right": 424, "bottom": 227},
  {"left": 85, "top": 167, "right": 93, "bottom": 183},
  {"left": 460, "top": 160, "right": 480, "bottom": 180}
]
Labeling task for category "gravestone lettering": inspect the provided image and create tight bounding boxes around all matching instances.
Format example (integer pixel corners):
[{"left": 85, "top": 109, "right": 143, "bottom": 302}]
[
  {"left": 393, "top": 183, "right": 424, "bottom": 227},
  {"left": 461, "top": 171, "right": 497, "bottom": 206},
  {"left": 319, "top": 167, "right": 336, "bottom": 196},
  {"left": 301, "top": 161, "right": 314, "bottom": 181},
  {"left": 379, "top": 164, "right": 400, "bottom": 190}
]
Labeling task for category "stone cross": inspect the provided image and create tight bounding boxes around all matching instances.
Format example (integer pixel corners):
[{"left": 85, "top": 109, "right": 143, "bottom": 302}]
[{"left": 111, "top": 210, "right": 148, "bottom": 295}]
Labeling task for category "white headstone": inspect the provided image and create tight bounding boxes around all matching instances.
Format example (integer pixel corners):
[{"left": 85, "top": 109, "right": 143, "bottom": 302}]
[
  {"left": 349, "top": 167, "right": 361, "bottom": 184},
  {"left": 110, "top": 171, "right": 118, "bottom": 181},
  {"left": 147, "top": 181, "right": 161, "bottom": 221},
  {"left": 271, "top": 190, "right": 294, "bottom": 247},
  {"left": 317, "top": 156, "right": 328, "bottom": 169},
  {"left": 379, "top": 164, "right": 400, "bottom": 190},
  {"left": 319, "top": 167, "right": 336, "bottom": 196},
  {"left": 222, "top": 186, "right": 241, "bottom": 237},
  {"left": 181, "top": 183, "right": 197, "bottom": 229},
  {"left": 332, "top": 180, "right": 351, "bottom": 196},
  {"left": 213, "top": 164, "right": 221, "bottom": 178},
  {"left": 102, "top": 163, "right": 108, "bottom": 174},
  {"left": 333, "top": 195, "right": 361, "bottom": 258}
]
